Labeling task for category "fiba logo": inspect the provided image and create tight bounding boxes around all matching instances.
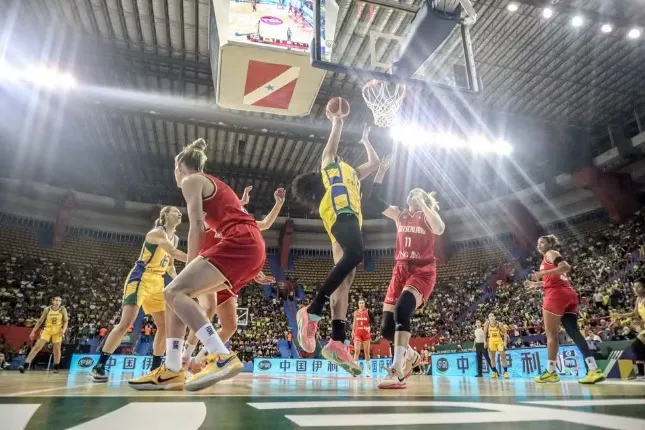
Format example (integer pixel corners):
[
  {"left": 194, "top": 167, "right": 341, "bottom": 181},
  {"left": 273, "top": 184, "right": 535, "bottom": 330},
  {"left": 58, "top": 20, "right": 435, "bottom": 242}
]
[
  {"left": 260, "top": 16, "right": 284, "bottom": 25},
  {"left": 436, "top": 358, "right": 449, "bottom": 373},
  {"left": 77, "top": 357, "right": 95, "bottom": 368},
  {"left": 258, "top": 360, "right": 272, "bottom": 370}
]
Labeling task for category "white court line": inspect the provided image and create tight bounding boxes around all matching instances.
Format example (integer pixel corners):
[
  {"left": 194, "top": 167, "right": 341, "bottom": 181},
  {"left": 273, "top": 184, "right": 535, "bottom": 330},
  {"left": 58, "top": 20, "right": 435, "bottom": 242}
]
[
  {"left": 526, "top": 399, "right": 645, "bottom": 407},
  {"left": 0, "top": 378, "right": 128, "bottom": 397}
]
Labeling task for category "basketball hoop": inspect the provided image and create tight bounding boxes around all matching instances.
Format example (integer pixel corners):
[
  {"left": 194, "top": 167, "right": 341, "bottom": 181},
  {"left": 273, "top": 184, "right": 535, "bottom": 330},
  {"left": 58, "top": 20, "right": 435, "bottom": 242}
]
[{"left": 362, "top": 79, "right": 406, "bottom": 128}]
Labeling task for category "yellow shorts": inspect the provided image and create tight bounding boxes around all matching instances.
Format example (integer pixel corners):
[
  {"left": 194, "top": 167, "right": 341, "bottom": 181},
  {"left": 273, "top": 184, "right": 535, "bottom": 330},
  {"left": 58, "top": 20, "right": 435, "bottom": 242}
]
[
  {"left": 122, "top": 271, "right": 166, "bottom": 314},
  {"left": 488, "top": 340, "right": 505, "bottom": 353},
  {"left": 40, "top": 327, "right": 62, "bottom": 343}
]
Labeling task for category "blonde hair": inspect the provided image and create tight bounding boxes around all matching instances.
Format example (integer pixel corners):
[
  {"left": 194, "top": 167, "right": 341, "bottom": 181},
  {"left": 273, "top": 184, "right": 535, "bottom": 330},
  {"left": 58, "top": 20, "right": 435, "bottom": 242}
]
[
  {"left": 539, "top": 234, "right": 560, "bottom": 250},
  {"left": 175, "top": 138, "right": 208, "bottom": 172},
  {"left": 410, "top": 188, "right": 439, "bottom": 211},
  {"left": 155, "top": 206, "right": 175, "bottom": 227}
]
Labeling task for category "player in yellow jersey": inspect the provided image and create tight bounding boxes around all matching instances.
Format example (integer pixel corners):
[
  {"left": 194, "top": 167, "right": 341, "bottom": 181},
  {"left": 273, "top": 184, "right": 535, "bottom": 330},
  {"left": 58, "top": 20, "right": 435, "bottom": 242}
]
[
  {"left": 19, "top": 296, "right": 68, "bottom": 373},
  {"left": 484, "top": 313, "right": 509, "bottom": 379},
  {"left": 613, "top": 278, "right": 645, "bottom": 379},
  {"left": 90, "top": 206, "right": 187, "bottom": 384},
  {"left": 292, "top": 105, "right": 379, "bottom": 375}
]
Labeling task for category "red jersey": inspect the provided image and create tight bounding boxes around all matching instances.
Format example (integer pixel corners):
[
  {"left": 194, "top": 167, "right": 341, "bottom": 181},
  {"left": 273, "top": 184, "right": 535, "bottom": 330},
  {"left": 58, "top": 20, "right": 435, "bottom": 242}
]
[
  {"left": 200, "top": 229, "right": 222, "bottom": 250},
  {"left": 354, "top": 309, "right": 370, "bottom": 331},
  {"left": 200, "top": 173, "right": 256, "bottom": 237},
  {"left": 395, "top": 211, "right": 436, "bottom": 263},
  {"left": 540, "top": 258, "right": 572, "bottom": 290}
]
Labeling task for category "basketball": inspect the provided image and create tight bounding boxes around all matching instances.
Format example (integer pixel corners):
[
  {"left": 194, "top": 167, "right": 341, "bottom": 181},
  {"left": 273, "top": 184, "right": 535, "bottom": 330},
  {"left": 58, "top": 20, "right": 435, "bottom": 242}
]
[{"left": 326, "top": 97, "right": 350, "bottom": 118}]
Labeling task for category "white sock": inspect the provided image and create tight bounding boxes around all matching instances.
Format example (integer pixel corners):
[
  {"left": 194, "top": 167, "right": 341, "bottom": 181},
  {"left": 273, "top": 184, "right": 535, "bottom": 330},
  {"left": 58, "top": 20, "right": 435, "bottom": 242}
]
[
  {"left": 196, "top": 323, "right": 229, "bottom": 354},
  {"left": 406, "top": 345, "right": 416, "bottom": 357},
  {"left": 182, "top": 343, "right": 196, "bottom": 360},
  {"left": 165, "top": 338, "right": 183, "bottom": 372},
  {"left": 585, "top": 357, "right": 598, "bottom": 371},
  {"left": 195, "top": 347, "right": 209, "bottom": 361},
  {"left": 392, "top": 346, "right": 406, "bottom": 371},
  {"left": 547, "top": 360, "right": 556, "bottom": 373},
  {"left": 365, "top": 360, "right": 371, "bottom": 372}
]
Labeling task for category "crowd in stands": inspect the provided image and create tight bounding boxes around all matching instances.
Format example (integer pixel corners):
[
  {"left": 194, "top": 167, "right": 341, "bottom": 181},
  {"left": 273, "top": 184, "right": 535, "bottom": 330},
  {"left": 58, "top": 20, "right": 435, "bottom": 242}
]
[{"left": 1, "top": 209, "right": 644, "bottom": 362}]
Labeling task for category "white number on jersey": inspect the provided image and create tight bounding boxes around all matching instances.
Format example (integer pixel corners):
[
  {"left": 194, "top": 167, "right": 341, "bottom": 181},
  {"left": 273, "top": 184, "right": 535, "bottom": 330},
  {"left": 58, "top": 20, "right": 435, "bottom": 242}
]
[{"left": 404, "top": 237, "right": 412, "bottom": 248}]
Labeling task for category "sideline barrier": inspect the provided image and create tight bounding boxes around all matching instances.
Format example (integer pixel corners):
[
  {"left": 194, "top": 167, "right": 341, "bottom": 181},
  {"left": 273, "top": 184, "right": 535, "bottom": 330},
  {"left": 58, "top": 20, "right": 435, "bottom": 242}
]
[
  {"left": 431, "top": 345, "right": 585, "bottom": 378},
  {"left": 253, "top": 358, "right": 392, "bottom": 376}
]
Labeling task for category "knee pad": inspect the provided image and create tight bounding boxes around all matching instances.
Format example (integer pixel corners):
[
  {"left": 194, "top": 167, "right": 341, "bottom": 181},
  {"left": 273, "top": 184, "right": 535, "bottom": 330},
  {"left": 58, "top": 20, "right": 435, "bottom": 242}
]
[
  {"left": 394, "top": 290, "right": 416, "bottom": 333},
  {"left": 380, "top": 311, "right": 395, "bottom": 342},
  {"left": 632, "top": 337, "right": 645, "bottom": 359}
]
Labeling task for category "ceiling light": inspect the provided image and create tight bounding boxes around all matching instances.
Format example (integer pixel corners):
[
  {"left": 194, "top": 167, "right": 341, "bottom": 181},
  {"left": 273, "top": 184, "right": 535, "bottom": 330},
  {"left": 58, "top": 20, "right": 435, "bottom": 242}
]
[
  {"left": 600, "top": 24, "right": 612, "bottom": 33},
  {"left": 628, "top": 28, "right": 641, "bottom": 39},
  {"left": 542, "top": 8, "right": 553, "bottom": 19},
  {"left": 571, "top": 16, "right": 583, "bottom": 27},
  {"left": 507, "top": 3, "right": 518, "bottom": 12}
]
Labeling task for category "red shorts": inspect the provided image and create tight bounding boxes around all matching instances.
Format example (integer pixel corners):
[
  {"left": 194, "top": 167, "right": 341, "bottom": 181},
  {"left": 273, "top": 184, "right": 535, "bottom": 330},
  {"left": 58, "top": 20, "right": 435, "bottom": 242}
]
[
  {"left": 200, "top": 224, "right": 266, "bottom": 294},
  {"left": 353, "top": 329, "right": 371, "bottom": 343},
  {"left": 216, "top": 289, "right": 237, "bottom": 306},
  {"left": 543, "top": 287, "right": 578, "bottom": 316},
  {"left": 385, "top": 262, "right": 437, "bottom": 306}
]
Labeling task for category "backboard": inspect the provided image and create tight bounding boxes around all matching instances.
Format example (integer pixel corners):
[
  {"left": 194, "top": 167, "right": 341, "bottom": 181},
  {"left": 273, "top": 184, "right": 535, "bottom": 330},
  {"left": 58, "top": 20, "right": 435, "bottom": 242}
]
[{"left": 311, "top": 0, "right": 480, "bottom": 93}]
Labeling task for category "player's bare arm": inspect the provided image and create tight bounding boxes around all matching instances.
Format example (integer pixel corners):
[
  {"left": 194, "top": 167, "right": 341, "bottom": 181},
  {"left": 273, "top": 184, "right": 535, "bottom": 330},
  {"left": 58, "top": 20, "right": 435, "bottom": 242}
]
[
  {"left": 355, "top": 124, "right": 380, "bottom": 180},
  {"left": 415, "top": 196, "right": 445, "bottom": 235},
  {"left": 30, "top": 308, "right": 48, "bottom": 338},
  {"left": 321, "top": 117, "right": 343, "bottom": 169},
  {"left": 256, "top": 188, "right": 286, "bottom": 231},
  {"left": 61, "top": 307, "right": 69, "bottom": 334},
  {"left": 181, "top": 174, "right": 207, "bottom": 263},
  {"left": 146, "top": 229, "right": 188, "bottom": 263}
]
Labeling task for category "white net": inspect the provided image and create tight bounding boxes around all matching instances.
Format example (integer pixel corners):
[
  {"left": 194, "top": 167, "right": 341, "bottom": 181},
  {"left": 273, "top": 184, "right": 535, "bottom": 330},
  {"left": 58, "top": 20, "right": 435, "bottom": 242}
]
[{"left": 362, "top": 80, "right": 406, "bottom": 128}]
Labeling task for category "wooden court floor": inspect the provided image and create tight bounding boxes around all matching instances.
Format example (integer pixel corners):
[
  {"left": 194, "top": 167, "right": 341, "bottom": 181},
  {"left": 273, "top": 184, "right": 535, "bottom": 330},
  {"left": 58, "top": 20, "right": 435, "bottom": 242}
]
[{"left": 2, "top": 371, "right": 644, "bottom": 429}]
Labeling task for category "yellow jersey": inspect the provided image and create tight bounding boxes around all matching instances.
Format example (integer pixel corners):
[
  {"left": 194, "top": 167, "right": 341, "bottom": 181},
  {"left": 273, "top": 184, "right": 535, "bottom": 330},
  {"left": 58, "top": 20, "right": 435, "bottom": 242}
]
[
  {"left": 488, "top": 322, "right": 505, "bottom": 340},
  {"left": 130, "top": 226, "right": 179, "bottom": 278},
  {"left": 319, "top": 161, "right": 362, "bottom": 242},
  {"left": 638, "top": 300, "right": 645, "bottom": 321},
  {"left": 45, "top": 306, "right": 64, "bottom": 331}
]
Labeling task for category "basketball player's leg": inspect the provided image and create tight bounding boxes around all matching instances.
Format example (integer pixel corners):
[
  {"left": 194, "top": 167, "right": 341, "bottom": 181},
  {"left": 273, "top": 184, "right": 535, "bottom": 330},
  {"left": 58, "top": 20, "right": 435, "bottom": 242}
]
[
  {"left": 182, "top": 292, "right": 218, "bottom": 364},
  {"left": 488, "top": 348, "right": 497, "bottom": 376},
  {"left": 323, "top": 264, "right": 361, "bottom": 374},
  {"left": 300, "top": 215, "right": 363, "bottom": 352},
  {"left": 362, "top": 340, "right": 372, "bottom": 376},
  {"left": 379, "top": 286, "right": 422, "bottom": 389},
  {"left": 534, "top": 307, "right": 561, "bottom": 383},
  {"left": 20, "top": 338, "right": 48, "bottom": 372},
  {"left": 190, "top": 295, "right": 238, "bottom": 369},
  {"left": 353, "top": 339, "right": 362, "bottom": 361},
  {"left": 164, "top": 257, "right": 249, "bottom": 391},
  {"left": 51, "top": 341, "right": 62, "bottom": 372},
  {"left": 561, "top": 308, "right": 604, "bottom": 384},
  {"left": 631, "top": 333, "right": 645, "bottom": 379},
  {"left": 90, "top": 303, "right": 139, "bottom": 381},
  {"left": 149, "top": 311, "right": 166, "bottom": 371}
]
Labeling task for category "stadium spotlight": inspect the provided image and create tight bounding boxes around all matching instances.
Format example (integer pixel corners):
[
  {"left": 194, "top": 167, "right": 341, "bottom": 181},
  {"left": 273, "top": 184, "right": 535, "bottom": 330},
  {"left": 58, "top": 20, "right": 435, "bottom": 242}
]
[
  {"left": 0, "top": 61, "right": 20, "bottom": 82},
  {"left": 628, "top": 28, "right": 641, "bottom": 39},
  {"left": 494, "top": 140, "right": 513, "bottom": 155},
  {"left": 506, "top": 3, "right": 519, "bottom": 12},
  {"left": 571, "top": 16, "right": 583, "bottom": 27},
  {"left": 542, "top": 8, "right": 553, "bottom": 19},
  {"left": 601, "top": 24, "right": 613, "bottom": 33},
  {"left": 23, "top": 66, "right": 77, "bottom": 89}
]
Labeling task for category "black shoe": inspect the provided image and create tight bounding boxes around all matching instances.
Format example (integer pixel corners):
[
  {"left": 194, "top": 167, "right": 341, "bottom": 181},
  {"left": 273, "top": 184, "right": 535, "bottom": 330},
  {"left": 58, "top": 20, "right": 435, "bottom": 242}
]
[
  {"left": 18, "top": 365, "right": 25, "bottom": 374},
  {"left": 53, "top": 364, "right": 60, "bottom": 374},
  {"left": 476, "top": 374, "right": 483, "bottom": 377},
  {"left": 90, "top": 365, "right": 108, "bottom": 382}
]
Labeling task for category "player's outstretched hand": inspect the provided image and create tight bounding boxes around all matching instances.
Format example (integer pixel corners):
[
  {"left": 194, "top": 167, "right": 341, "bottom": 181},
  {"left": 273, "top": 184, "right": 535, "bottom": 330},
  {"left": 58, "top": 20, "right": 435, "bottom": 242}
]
[
  {"left": 241, "top": 185, "right": 253, "bottom": 205},
  {"left": 378, "top": 154, "right": 392, "bottom": 173},
  {"left": 360, "top": 123, "right": 371, "bottom": 144},
  {"left": 274, "top": 188, "right": 286, "bottom": 203}
]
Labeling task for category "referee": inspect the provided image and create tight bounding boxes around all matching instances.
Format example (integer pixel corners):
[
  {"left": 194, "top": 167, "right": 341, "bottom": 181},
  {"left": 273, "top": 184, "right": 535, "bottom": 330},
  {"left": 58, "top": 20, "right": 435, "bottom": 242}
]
[{"left": 474, "top": 320, "right": 492, "bottom": 377}]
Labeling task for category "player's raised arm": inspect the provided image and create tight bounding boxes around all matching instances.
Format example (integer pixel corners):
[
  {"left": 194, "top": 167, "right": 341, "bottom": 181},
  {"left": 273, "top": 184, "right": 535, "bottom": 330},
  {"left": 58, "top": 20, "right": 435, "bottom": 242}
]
[
  {"left": 146, "top": 229, "right": 188, "bottom": 263},
  {"left": 412, "top": 191, "right": 445, "bottom": 236},
  {"left": 321, "top": 116, "right": 344, "bottom": 169},
  {"left": 256, "top": 188, "right": 286, "bottom": 231},
  {"left": 355, "top": 124, "right": 380, "bottom": 180},
  {"left": 366, "top": 155, "right": 402, "bottom": 220},
  {"left": 181, "top": 175, "right": 206, "bottom": 263},
  {"left": 240, "top": 185, "right": 253, "bottom": 206}
]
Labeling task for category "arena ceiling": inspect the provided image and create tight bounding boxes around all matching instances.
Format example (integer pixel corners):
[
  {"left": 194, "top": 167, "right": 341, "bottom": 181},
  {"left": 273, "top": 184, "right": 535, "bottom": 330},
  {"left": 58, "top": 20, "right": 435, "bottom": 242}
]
[{"left": 1, "top": 0, "right": 644, "bottom": 217}]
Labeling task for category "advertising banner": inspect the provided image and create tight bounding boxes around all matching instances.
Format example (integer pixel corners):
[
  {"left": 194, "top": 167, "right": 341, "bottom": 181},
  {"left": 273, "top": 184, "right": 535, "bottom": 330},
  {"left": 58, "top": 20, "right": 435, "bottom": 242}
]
[
  {"left": 253, "top": 357, "right": 392, "bottom": 376},
  {"left": 431, "top": 345, "right": 585, "bottom": 378},
  {"left": 70, "top": 354, "right": 162, "bottom": 374}
]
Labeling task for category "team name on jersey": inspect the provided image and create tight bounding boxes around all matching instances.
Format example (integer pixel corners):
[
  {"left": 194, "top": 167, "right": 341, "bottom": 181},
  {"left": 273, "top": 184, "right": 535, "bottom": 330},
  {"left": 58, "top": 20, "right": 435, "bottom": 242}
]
[{"left": 397, "top": 225, "right": 427, "bottom": 234}]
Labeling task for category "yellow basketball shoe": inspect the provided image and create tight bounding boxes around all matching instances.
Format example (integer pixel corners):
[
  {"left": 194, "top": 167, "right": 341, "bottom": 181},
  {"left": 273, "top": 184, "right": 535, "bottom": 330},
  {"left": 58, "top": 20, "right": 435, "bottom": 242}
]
[
  {"left": 504, "top": 371, "right": 510, "bottom": 379},
  {"left": 184, "top": 352, "right": 243, "bottom": 392},
  {"left": 491, "top": 371, "right": 499, "bottom": 379},
  {"left": 534, "top": 370, "right": 560, "bottom": 383},
  {"left": 128, "top": 365, "right": 186, "bottom": 391},
  {"left": 578, "top": 369, "right": 605, "bottom": 384}
]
